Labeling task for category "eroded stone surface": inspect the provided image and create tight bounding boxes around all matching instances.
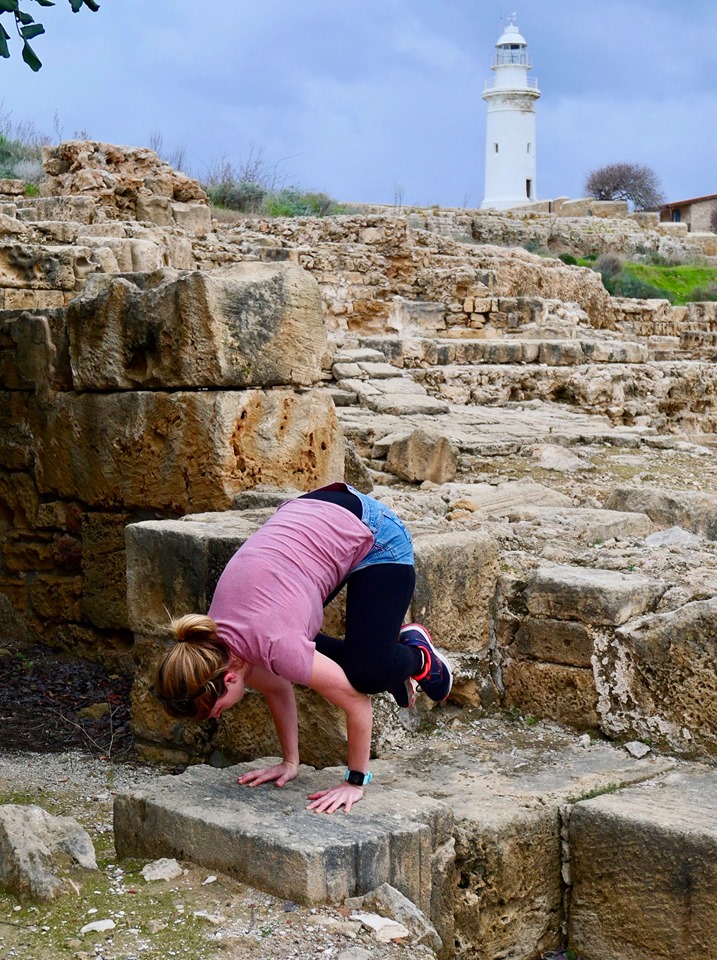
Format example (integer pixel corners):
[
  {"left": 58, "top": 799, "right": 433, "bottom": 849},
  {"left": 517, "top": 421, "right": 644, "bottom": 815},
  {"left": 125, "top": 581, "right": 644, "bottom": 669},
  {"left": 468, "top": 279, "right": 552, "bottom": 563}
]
[{"left": 569, "top": 767, "right": 717, "bottom": 960}]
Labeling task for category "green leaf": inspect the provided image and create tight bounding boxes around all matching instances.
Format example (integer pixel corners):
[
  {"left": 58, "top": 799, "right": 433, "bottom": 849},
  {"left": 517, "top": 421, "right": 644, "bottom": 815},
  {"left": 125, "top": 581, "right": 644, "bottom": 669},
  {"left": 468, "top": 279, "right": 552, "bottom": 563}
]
[
  {"left": 21, "top": 37, "right": 41, "bottom": 70},
  {"left": 68, "top": 0, "right": 82, "bottom": 10},
  {"left": 21, "top": 22, "right": 44, "bottom": 38},
  {"left": 16, "top": 9, "right": 34, "bottom": 23},
  {"left": 0, "top": 25, "right": 9, "bottom": 58},
  {"left": 0, "top": 0, "right": 19, "bottom": 12},
  {"left": 83, "top": 0, "right": 100, "bottom": 9},
  {"left": 33, "top": 0, "right": 55, "bottom": 5}
]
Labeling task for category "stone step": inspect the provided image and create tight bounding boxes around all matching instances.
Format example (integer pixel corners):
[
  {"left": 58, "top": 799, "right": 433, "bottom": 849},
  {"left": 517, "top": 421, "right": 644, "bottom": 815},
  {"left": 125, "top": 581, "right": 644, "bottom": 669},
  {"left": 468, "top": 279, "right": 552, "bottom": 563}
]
[
  {"left": 568, "top": 766, "right": 717, "bottom": 960},
  {"left": 358, "top": 335, "right": 648, "bottom": 366},
  {"left": 114, "top": 720, "right": 693, "bottom": 960}
]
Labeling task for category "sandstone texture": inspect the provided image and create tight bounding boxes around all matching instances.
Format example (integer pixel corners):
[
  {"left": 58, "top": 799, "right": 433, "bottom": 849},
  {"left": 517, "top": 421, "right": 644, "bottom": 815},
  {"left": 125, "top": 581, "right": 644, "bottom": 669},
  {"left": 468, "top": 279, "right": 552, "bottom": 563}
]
[{"left": 67, "top": 261, "right": 326, "bottom": 389}]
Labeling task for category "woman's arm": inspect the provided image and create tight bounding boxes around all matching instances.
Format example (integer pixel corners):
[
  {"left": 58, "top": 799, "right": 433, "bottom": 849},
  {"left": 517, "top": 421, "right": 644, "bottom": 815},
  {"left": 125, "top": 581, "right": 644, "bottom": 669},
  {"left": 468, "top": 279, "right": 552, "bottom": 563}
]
[
  {"left": 238, "top": 665, "right": 300, "bottom": 787},
  {"left": 305, "top": 651, "right": 373, "bottom": 814}
]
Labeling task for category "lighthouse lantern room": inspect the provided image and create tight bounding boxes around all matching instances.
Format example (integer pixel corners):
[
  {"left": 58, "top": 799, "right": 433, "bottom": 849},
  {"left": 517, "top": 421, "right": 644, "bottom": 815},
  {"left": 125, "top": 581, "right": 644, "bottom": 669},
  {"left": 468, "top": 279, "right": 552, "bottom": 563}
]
[{"left": 481, "top": 15, "right": 540, "bottom": 210}]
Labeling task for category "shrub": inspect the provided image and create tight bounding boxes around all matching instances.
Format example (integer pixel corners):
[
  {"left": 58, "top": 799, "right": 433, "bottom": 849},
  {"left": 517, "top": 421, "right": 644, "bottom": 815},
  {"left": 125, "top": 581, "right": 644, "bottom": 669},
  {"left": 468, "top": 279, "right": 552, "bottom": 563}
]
[
  {"left": 688, "top": 284, "right": 717, "bottom": 302},
  {"left": 594, "top": 252, "right": 623, "bottom": 280},
  {"left": 584, "top": 162, "right": 665, "bottom": 211},
  {"left": 558, "top": 252, "right": 578, "bottom": 265}
]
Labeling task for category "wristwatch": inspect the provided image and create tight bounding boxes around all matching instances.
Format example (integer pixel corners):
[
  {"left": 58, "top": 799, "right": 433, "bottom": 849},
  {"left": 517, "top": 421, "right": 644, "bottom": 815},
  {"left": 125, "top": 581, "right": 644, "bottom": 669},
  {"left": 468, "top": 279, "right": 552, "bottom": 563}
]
[{"left": 345, "top": 769, "right": 373, "bottom": 786}]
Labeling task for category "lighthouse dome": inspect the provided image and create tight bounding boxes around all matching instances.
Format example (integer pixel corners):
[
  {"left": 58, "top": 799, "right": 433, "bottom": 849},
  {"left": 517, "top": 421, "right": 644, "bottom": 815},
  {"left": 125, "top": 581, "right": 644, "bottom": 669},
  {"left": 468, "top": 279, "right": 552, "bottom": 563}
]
[{"left": 496, "top": 22, "right": 526, "bottom": 46}]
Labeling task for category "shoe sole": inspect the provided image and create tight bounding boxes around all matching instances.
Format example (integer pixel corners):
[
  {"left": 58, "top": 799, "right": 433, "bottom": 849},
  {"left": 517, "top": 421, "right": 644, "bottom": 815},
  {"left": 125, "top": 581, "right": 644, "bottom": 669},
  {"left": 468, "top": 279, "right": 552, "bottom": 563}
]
[
  {"left": 391, "top": 677, "right": 416, "bottom": 709},
  {"left": 401, "top": 623, "right": 453, "bottom": 703}
]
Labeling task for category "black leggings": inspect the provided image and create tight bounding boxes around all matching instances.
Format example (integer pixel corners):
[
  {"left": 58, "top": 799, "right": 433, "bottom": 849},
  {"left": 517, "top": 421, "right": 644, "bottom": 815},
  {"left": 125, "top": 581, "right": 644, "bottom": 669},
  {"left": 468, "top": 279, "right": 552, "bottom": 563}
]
[
  {"left": 314, "top": 563, "right": 421, "bottom": 694},
  {"left": 300, "top": 486, "right": 422, "bottom": 693}
]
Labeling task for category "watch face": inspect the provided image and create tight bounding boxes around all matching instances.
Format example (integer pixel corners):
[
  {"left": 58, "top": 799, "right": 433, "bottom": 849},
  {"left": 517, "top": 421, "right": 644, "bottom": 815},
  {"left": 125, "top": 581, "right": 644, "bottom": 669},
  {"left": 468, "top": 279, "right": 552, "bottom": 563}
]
[{"left": 346, "top": 770, "right": 365, "bottom": 786}]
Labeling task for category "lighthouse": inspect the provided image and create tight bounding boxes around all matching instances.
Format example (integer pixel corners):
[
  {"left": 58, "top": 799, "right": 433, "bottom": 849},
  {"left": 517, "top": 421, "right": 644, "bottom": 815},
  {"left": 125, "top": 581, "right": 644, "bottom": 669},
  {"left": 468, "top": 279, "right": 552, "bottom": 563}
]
[{"left": 481, "top": 15, "right": 540, "bottom": 210}]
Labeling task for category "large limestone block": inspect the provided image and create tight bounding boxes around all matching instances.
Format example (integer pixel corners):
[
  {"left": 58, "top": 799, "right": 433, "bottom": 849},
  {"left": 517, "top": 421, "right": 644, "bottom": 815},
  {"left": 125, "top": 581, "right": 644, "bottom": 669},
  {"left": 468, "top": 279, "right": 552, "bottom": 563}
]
[
  {"left": 411, "top": 530, "right": 500, "bottom": 653},
  {"left": 386, "top": 429, "right": 458, "bottom": 484},
  {"left": 509, "top": 617, "right": 594, "bottom": 667},
  {"left": 114, "top": 762, "right": 452, "bottom": 924},
  {"left": 523, "top": 565, "right": 666, "bottom": 626},
  {"left": 32, "top": 389, "right": 344, "bottom": 512},
  {"left": 503, "top": 659, "right": 599, "bottom": 730},
  {"left": 606, "top": 485, "right": 717, "bottom": 539},
  {"left": 569, "top": 768, "right": 717, "bottom": 960},
  {"left": 610, "top": 598, "right": 717, "bottom": 757},
  {"left": 67, "top": 262, "right": 326, "bottom": 390},
  {"left": 170, "top": 200, "right": 212, "bottom": 235}
]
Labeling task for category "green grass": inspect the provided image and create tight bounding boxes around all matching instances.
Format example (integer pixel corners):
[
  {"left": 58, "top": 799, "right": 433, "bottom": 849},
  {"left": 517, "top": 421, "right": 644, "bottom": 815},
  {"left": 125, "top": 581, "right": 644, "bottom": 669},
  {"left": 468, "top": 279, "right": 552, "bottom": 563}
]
[{"left": 623, "top": 263, "right": 717, "bottom": 304}]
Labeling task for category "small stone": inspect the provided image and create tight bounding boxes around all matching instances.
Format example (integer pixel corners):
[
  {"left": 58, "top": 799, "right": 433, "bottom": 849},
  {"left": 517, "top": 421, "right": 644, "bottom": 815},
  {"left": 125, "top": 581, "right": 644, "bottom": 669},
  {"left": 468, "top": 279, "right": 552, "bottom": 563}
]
[
  {"left": 201, "top": 874, "right": 217, "bottom": 885},
  {"left": 147, "top": 919, "right": 168, "bottom": 934},
  {"left": 624, "top": 741, "right": 651, "bottom": 759},
  {"left": 193, "top": 910, "right": 226, "bottom": 926},
  {"left": 351, "top": 911, "right": 410, "bottom": 942},
  {"left": 141, "top": 857, "right": 183, "bottom": 882},
  {"left": 79, "top": 918, "right": 115, "bottom": 935}
]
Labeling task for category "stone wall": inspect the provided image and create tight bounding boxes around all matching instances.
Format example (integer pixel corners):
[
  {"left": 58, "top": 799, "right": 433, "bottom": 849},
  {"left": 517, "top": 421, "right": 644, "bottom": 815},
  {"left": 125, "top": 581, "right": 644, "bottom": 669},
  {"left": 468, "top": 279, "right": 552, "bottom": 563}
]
[{"left": 0, "top": 259, "right": 344, "bottom": 668}]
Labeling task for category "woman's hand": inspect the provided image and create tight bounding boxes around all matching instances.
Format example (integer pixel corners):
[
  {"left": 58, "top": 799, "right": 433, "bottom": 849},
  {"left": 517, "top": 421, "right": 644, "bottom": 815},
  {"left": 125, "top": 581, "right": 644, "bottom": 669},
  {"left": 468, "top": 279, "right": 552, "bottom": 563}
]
[
  {"left": 306, "top": 782, "right": 365, "bottom": 814},
  {"left": 237, "top": 760, "right": 299, "bottom": 788}
]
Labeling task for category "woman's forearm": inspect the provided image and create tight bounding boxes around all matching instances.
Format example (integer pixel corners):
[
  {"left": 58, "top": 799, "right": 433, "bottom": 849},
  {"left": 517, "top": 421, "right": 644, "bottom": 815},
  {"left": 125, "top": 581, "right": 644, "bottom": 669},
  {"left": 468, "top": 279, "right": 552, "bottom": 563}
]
[
  {"left": 345, "top": 693, "right": 373, "bottom": 773},
  {"left": 263, "top": 682, "right": 300, "bottom": 766}
]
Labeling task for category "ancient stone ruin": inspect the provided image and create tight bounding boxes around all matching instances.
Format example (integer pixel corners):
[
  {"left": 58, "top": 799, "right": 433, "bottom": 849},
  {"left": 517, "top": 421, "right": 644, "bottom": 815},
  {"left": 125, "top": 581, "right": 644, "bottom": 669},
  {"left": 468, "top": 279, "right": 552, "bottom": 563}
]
[{"left": 3, "top": 141, "right": 717, "bottom": 959}]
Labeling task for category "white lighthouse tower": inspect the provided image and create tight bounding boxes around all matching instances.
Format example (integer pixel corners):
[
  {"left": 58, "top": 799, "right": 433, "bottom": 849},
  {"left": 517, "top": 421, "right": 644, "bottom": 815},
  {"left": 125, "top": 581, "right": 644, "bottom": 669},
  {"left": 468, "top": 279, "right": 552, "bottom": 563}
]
[{"left": 481, "top": 15, "right": 540, "bottom": 210}]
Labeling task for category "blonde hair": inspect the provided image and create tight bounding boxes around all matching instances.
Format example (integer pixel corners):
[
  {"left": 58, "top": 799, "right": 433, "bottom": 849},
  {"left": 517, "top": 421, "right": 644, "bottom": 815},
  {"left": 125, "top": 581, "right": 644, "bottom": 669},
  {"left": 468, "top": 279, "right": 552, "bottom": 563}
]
[{"left": 153, "top": 614, "right": 230, "bottom": 721}]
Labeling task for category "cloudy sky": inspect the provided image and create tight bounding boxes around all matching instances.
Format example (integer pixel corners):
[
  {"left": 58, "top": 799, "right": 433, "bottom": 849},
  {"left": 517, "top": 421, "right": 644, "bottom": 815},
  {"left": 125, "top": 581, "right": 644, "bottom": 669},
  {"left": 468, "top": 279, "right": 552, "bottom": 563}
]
[{"left": 4, "top": 0, "right": 716, "bottom": 207}]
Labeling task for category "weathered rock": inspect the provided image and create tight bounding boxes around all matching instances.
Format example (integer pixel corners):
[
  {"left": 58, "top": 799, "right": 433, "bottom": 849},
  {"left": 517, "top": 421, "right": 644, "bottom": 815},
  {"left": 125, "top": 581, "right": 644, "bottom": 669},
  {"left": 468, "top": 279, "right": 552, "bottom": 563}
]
[
  {"left": 604, "top": 598, "right": 717, "bottom": 758},
  {"left": 411, "top": 530, "right": 500, "bottom": 653},
  {"left": 41, "top": 140, "right": 208, "bottom": 219},
  {"left": 569, "top": 767, "right": 717, "bottom": 960},
  {"left": 32, "top": 389, "right": 344, "bottom": 511},
  {"left": 114, "top": 761, "right": 453, "bottom": 926},
  {"left": 67, "top": 263, "right": 326, "bottom": 389},
  {"left": 523, "top": 565, "right": 666, "bottom": 626},
  {"left": 0, "top": 804, "right": 97, "bottom": 900},
  {"left": 503, "top": 660, "right": 599, "bottom": 730},
  {"left": 81, "top": 512, "right": 132, "bottom": 629},
  {"left": 509, "top": 618, "right": 594, "bottom": 667},
  {"left": 606, "top": 485, "right": 717, "bottom": 540},
  {"left": 386, "top": 429, "right": 458, "bottom": 484},
  {"left": 345, "top": 883, "right": 441, "bottom": 952}
]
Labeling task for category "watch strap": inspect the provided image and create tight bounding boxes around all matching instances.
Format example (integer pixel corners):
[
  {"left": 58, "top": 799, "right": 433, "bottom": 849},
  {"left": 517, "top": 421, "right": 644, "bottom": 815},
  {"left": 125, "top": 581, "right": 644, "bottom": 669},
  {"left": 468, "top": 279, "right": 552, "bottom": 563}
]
[{"left": 345, "top": 768, "right": 373, "bottom": 786}]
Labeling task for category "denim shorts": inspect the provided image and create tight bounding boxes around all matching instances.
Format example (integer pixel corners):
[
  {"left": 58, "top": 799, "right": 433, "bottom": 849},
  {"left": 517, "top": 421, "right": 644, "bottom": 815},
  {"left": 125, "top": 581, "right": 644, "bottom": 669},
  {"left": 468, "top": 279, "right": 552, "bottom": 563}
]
[{"left": 345, "top": 484, "right": 415, "bottom": 571}]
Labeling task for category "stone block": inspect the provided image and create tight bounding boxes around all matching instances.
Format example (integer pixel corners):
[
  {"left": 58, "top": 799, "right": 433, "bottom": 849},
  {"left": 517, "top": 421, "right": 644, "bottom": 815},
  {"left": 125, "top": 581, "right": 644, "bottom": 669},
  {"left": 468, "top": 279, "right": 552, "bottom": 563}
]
[
  {"left": 32, "top": 389, "right": 344, "bottom": 512},
  {"left": 388, "top": 300, "right": 447, "bottom": 336},
  {"left": 610, "top": 598, "right": 717, "bottom": 757},
  {"left": 386, "top": 429, "right": 458, "bottom": 484},
  {"left": 411, "top": 530, "right": 499, "bottom": 653},
  {"left": 509, "top": 618, "right": 594, "bottom": 667},
  {"left": 569, "top": 768, "right": 717, "bottom": 960},
  {"left": 114, "top": 761, "right": 453, "bottom": 919},
  {"left": 82, "top": 513, "right": 132, "bottom": 630},
  {"left": 135, "top": 195, "right": 173, "bottom": 226},
  {"left": 170, "top": 200, "right": 212, "bottom": 235},
  {"left": 503, "top": 659, "right": 599, "bottom": 729},
  {"left": 0, "top": 243, "right": 95, "bottom": 290},
  {"left": 605, "top": 485, "right": 717, "bottom": 540},
  {"left": 538, "top": 340, "right": 584, "bottom": 365},
  {"left": 67, "top": 262, "right": 326, "bottom": 389},
  {"left": 589, "top": 200, "right": 629, "bottom": 218},
  {"left": 28, "top": 574, "right": 82, "bottom": 621},
  {"left": 0, "top": 472, "right": 39, "bottom": 530},
  {"left": 523, "top": 565, "right": 665, "bottom": 626},
  {"left": 0, "top": 180, "right": 25, "bottom": 196},
  {"left": 0, "top": 312, "right": 72, "bottom": 395},
  {"left": 0, "top": 392, "right": 33, "bottom": 469}
]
